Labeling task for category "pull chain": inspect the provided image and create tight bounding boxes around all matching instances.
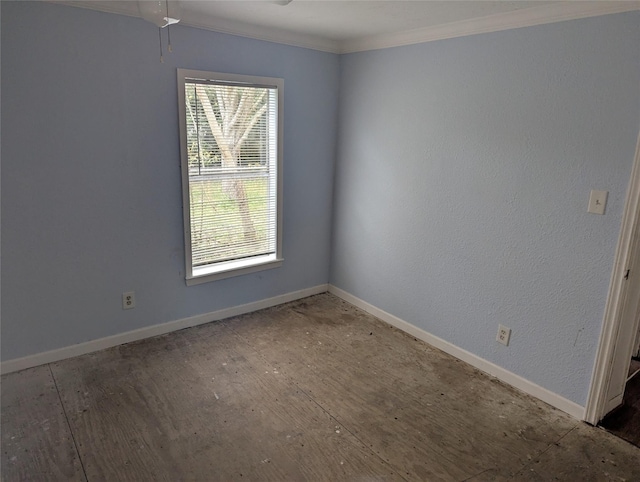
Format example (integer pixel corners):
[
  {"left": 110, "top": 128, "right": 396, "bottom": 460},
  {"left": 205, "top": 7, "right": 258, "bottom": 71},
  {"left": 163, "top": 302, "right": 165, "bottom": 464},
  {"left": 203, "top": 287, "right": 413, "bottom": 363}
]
[
  {"left": 166, "top": 1, "right": 173, "bottom": 52},
  {"left": 158, "top": 28, "right": 164, "bottom": 63}
]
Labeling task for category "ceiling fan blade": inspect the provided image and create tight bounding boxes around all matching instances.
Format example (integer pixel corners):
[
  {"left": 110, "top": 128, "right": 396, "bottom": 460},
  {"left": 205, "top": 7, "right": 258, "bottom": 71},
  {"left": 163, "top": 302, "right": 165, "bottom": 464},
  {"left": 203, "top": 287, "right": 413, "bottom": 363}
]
[{"left": 162, "top": 17, "right": 180, "bottom": 27}]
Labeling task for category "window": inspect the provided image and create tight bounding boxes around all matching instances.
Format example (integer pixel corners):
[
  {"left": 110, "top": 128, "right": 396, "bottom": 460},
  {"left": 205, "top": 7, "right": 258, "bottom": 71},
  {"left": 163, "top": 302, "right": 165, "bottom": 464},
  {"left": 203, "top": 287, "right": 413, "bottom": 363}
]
[{"left": 177, "top": 69, "right": 283, "bottom": 285}]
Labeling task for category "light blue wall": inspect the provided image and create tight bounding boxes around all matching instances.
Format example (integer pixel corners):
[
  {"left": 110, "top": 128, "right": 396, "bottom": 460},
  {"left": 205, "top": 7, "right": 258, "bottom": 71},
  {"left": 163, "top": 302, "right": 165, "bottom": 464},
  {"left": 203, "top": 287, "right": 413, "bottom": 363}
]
[
  {"left": 331, "top": 13, "right": 640, "bottom": 406},
  {"left": 1, "top": 2, "right": 339, "bottom": 360}
]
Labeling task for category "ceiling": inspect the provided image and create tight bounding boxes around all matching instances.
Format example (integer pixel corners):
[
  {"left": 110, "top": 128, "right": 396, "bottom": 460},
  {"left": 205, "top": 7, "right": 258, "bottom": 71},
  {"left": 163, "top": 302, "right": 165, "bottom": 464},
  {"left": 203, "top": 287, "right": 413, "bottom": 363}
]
[{"left": 55, "top": 1, "right": 640, "bottom": 53}]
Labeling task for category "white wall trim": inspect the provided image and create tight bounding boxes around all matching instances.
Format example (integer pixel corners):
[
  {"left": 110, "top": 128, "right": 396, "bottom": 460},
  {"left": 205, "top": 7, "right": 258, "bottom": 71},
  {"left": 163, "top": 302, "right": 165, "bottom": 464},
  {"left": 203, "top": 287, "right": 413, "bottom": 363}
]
[
  {"left": 585, "top": 129, "right": 640, "bottom": 425},
  {"left": 0, "top": 284, "right": 329, "bottom": 375},
  {"left": 340, "top": 2, "right": 640, "bottom": 53},
  {"left": 328, "top": 285, "right": 585, "bottom": 420},
  {"left": 52, "top": 1, "right": 640, "bottom": 55},
  {"left": 178, "top": 15, "right": 340, "bottom": 54}
]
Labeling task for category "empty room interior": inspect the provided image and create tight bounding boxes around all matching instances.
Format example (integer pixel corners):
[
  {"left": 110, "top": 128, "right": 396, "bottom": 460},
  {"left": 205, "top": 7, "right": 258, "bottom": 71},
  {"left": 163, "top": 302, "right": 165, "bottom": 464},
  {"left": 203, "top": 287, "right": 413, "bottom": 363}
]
[{"left": 2, "top": 1, "right": 640, "bottom": 480}]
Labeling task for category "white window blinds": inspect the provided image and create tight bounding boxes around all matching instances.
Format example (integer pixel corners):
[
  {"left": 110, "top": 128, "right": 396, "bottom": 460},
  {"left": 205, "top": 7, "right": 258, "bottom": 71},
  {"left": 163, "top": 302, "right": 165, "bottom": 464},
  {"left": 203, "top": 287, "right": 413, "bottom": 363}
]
[{"left": 179, "top": 72, "right": 282, "bottom": 282}]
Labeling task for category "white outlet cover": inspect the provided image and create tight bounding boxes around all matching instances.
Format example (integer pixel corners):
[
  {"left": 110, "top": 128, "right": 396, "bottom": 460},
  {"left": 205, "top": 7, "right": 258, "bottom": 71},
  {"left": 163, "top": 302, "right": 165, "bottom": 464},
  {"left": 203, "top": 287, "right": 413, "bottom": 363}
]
[
  {"left": 122, "top": 291, "right": 135, "bottom": 310},
  {"left": 496, "top": 324, "right": 511, "bottom": 346},
  {"left": 588, "top": 190, "right": 608, "bottom": 215}
]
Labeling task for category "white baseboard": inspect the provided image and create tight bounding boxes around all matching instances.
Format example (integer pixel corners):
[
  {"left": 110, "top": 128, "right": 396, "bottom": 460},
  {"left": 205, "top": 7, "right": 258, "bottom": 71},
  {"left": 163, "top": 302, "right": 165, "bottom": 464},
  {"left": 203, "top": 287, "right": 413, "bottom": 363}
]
[
  {"left": 2, "top": 282, "right": 587, "bottom": 421},
  {"left": 328, "top": 285, "right": 586, "bottom": 420},
  {"left": 1, "top": 284, "right": 329, "bottom": 375}
]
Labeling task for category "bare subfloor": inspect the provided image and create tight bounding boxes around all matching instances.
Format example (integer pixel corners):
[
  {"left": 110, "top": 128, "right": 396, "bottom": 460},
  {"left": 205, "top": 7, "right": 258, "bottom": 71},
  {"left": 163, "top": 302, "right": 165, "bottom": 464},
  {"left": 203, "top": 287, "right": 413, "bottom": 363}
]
[{"left": 2, "top": 294, "right": 639, "bottom": 481}]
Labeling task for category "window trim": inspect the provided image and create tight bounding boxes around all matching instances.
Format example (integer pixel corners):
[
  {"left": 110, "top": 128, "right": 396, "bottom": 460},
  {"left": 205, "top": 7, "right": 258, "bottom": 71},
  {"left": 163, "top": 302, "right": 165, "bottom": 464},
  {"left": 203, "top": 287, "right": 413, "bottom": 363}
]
[{"left": 177, "top": 69, "right": 284, "bottom": 285}]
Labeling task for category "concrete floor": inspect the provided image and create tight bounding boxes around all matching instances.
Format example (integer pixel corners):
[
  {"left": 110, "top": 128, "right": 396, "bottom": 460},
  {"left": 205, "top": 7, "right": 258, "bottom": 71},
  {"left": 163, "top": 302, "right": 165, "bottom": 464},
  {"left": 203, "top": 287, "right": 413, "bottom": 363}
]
[{"left": 2, "top": 293, "right": 639, "bottom": 481}]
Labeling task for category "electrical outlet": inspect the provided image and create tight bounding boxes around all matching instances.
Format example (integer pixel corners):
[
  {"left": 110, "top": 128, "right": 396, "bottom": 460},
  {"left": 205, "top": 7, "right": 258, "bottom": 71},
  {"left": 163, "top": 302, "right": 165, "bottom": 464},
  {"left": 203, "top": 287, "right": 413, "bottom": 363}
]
[
  {"left": 496, "top": 324, "right": 511, "bottom": 346},
  {"left": 122, "top": 291, "right": 135, "bottom": 310}
]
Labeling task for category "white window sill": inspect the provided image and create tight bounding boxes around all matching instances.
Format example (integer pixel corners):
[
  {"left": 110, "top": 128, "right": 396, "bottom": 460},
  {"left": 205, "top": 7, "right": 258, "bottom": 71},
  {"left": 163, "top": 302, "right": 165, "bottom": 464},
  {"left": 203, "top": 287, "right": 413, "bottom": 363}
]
[{"left": 186, "top": 254, "right": 283, "bottom": 286}]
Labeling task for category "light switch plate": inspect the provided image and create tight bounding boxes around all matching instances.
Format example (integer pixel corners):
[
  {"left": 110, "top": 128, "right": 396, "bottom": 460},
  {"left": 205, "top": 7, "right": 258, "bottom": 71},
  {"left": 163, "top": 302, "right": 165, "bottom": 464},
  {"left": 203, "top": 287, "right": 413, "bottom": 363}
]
[{"left": 588, "top": 190, "right": 608, "bottom": 215}]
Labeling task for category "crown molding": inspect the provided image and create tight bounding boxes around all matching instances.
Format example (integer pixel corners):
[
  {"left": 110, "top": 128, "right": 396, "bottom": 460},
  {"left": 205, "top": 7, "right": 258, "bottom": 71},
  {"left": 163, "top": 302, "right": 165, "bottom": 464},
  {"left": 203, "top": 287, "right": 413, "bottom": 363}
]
[
  {"left": 340, "top": 1, "right": 640, "bottom": 54},
  {"left": 180, "top": 15, "right": 340, "bottom": 53},
  {"left": 50, "top": 0, "right": 341, "bottom": 53},
  {"left": 50, "top": 1, "right": 640, "bottom": 55}
]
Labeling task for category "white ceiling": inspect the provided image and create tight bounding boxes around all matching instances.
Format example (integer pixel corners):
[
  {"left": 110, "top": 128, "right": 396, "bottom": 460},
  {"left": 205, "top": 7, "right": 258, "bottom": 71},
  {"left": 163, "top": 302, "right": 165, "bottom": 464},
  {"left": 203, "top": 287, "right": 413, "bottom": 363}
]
[{"left": 55, "top": 1, "right": 640, "bottom": 53}]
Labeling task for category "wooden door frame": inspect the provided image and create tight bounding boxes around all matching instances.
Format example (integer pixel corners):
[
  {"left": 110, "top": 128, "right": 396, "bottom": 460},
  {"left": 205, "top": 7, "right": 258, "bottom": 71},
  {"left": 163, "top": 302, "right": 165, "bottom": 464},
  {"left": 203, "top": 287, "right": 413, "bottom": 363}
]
[{"left": 585, "top": 130, "right": 640, "bottom": 425}]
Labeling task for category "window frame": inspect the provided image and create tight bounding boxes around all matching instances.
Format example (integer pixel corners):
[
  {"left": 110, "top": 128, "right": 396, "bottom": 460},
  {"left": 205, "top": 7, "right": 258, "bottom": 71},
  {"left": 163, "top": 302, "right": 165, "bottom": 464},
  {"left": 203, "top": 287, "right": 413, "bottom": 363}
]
[{"left": 177, "top": 69, "right": 284, "bottom": 286}]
